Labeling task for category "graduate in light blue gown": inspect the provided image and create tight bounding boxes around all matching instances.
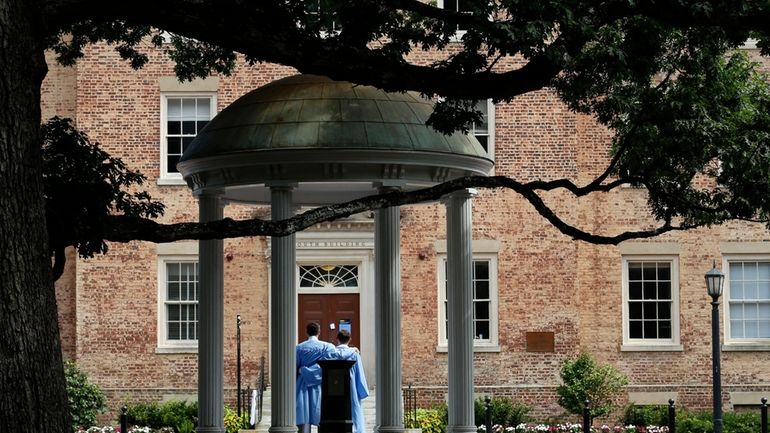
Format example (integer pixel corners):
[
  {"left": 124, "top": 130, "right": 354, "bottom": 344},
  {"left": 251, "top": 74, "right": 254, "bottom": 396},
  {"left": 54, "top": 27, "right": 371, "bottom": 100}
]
[
  {"left": 331, "top": 329, "right": 369, "bottom": 433},
  {"left": 296, "top": 322, "right": 335, "bottom": 433}
]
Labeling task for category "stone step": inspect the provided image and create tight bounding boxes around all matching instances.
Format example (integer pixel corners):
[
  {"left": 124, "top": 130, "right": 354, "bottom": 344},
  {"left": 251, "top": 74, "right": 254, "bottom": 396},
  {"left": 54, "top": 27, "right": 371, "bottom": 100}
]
[{"left": 254, "top": 387, "right": 379, "bottom": 433}]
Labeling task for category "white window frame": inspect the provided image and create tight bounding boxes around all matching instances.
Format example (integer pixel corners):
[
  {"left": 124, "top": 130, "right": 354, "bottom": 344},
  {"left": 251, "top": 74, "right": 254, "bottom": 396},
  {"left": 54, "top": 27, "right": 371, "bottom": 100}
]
[
  {"left": 436, "top": 253, "right": 499, "bottom": 352},
  {"left": 157, "top": 255, "right": 199, "bottom": 352},
  {"left": 436, "top": 0, "right": 469, "bottom": 38},
  {"left": 722, "top": 255, "right": 770, "bottom": 349},
  {"left": 471, "top": 99, "right": 495, "bottom": 162},
  {"left": 159, "top": 93, "right": 216, "bottom": 185},
  {"left": 305, "top": 0, "right": 342, "bottom": 34},
  {"left": 621, "top": 255, "right": 682, "bottom": 351}
]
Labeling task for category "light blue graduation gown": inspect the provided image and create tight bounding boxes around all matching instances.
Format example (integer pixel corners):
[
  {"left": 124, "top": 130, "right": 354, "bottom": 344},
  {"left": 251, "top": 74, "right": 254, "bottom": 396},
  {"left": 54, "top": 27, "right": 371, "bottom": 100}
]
[
  {"left": 296, "top": 336, "right": 335, "bottom": 426},
  {"left": 331, "top": 345, "right": 369, "bottom": 433}
]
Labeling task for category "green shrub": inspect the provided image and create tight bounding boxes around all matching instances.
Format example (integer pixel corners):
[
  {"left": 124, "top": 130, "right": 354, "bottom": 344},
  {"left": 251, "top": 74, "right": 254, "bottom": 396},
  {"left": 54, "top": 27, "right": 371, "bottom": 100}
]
[
  {"left": 722, "top": 410, "right": 762, "bottom": 433},
  {"left": 670, "top": 410, "right": 763, "bottom": 433},
  {"left": 124, "top": 402, "right": 163, "bottom": 428},
  {"left": 123, "top": 400, "right": 197, "bottom": 432},
  {"left": 676, "top": 412, "right": 713, "bottom": 433},
  {"left": 556, "top": 352, "right": 628, "bottom": 419},
  {"left": 177, "top": 419, "right": 195, "bottom": 433},
  {"left": 412, "top": 407, "right": 447, "bottom": 433},
  {"left": 161, "top": 401, "right": 198, "bottom": 432},
  {"left": 723, "top": 411, "right": 761, "bottom": 433},
  {"left": 620, "top": 407, "right": 763, "bottom": 433},
  {"left": 473, "top": 397, "right": 531, "bottom": 427},
  {"left": 223, "top": 406, "right": 250, "bottom": 433},
  {"left": 65, "top": 361, "right": 107, "bottom": 432},
  {"left": 622, "top": 404, "right": 671, "bottom": 427}
]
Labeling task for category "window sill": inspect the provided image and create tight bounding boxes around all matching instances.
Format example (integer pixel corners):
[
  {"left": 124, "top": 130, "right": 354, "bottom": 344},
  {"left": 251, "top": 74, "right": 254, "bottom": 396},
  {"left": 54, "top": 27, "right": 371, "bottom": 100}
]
[
  {"left": 157, "top": 177, "right": 187, "bottom": 186},
  {"left": 449, "top": 30, "right": 467, "bottom": 43},
  {"left": 722, "top": 343, "right": 770, "bottom": 352},
  {"left": 156, "top": 346, "right": 198, "bottom": 354},
  {"left": 436, "top": 344, "right": 500, "bottom": 353},
  {"left": 621, "top": 344, "right": 683, "bottom": 352}
]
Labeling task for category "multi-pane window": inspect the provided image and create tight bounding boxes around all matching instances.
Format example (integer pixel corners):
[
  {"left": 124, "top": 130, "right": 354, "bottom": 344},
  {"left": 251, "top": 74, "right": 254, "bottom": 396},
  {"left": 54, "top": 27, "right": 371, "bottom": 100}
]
[
  {"left": 622, "top": 256, "right": 679, "bottom": 346},
  {"left": 438, "top": 256, "right": 498, "bottom": 348},
  {"left": 472, "top": 260, "right": 491, "bottom": 339},
  {"left": 161, "top": 96, "right": 214, "bottom": 179},
  {"left": 305, "top": 0, "right": 340, "bottom": 32},
  {"left": 726, "top": 260, "right": 770, "bottom": 340},
  {"left": 471, "top": 100, "right": 494, "bottom": 157},
  {"left": 163, "top": 261, "right": 199, "bottom": 344},
  {"left": 437, "top": 0, "right": 472, "bottom": 31}
]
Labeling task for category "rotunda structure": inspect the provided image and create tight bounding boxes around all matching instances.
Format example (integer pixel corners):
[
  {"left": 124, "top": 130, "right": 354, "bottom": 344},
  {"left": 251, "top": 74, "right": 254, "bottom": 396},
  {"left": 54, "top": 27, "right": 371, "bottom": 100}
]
[
  {"left": 178, "top": 74, "right": 492, "bottom": 433},
  {"left": 178, "top": 74, "right": 492, "bottom": 203}
]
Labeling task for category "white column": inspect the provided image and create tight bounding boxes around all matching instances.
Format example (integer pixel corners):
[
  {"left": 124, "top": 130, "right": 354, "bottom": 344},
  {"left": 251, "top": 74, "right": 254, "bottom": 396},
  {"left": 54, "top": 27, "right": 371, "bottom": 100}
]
[
  {"left": 198, "top": 192, "right": 225, "bottom": 433},
  {"left": 375, "top": 187, "right": 403, "bottom": 433},
  {"left": 269, "top": 184, "right": 298, "bottom": 433},
  {"left": 443, "top": 189, "right": 476, "bottom": 433}
]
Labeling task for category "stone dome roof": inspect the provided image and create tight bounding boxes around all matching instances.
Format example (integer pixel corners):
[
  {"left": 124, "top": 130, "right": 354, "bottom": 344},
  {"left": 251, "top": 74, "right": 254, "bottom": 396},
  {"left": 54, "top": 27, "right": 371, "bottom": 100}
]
[{"left": 177, "top": 74, "right": 493, "bottom": 205}]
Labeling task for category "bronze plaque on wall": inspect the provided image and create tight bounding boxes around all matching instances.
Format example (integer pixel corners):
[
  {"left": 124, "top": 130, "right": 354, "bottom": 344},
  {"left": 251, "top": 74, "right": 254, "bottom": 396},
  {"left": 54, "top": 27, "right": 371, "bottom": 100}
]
[{"left": 526, "top": 331, "right": 555, "bottom": 352}]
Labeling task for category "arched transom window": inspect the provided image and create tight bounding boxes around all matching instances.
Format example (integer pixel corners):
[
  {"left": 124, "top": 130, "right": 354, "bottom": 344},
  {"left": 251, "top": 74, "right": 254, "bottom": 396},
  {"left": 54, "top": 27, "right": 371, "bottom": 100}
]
[{"left": 299, "top": 265, "right": 359, "bottom": 288}]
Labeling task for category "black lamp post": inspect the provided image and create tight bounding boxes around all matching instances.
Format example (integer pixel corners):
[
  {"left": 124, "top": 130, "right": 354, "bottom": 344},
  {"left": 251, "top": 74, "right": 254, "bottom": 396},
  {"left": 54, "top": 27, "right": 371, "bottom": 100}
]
[
  {"left": 236, "top": 314, "right": 242, "bottom": 418},
  {"left": 705, "top": 262, "right": 725, "bottom": 433}
]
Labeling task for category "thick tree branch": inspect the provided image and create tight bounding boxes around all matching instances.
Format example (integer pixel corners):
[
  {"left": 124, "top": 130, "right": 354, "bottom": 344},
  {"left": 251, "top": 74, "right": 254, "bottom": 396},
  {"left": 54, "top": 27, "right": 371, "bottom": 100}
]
[
  {"left": 40, "top": 0, "right": 770, "bottom": 105},
  {"left": 40, "top": 0, "right": 570, "bottom": 100},
  {"left": 523, "top": 129, "right": 638, "bottom": 195},
  {"left": 104, "top": 176, "right": 696, "bottom": 246}
]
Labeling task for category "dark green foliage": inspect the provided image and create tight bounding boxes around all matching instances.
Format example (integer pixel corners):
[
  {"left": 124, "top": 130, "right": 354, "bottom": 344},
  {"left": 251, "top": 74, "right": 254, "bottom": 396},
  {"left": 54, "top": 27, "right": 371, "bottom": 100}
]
[
  {"left": 47, "top": 22, "right": 161, "bottom": 69},
  {"left": 223, "top": 407, "right": 250, "bottom": 433},
  {"left": 426, "top": 98, "right": 483, "bottom": 135},
  {"left": 41, "top": 117, "right": 164, "bottom": 270},
  {"left": 622, "top": 404, "right": 672, "bottom": 427},
  {"left": 723, "top": 411, "right": 763, "bottom": 433},
  {"left": 166, "top": 35, "right": 237, "bottom": 82},
  {"left": 34, "top": 2, "right": 770, "bottom": 248},
  {"left": 123, "top": 400, "right": 198, "bottom": 432},
  {"left": 677, "top": 412, "right": 714, "bottom": 433},
  {"left": 473, "top": 397, "right": 531, "bottom": 427},
  {"left": 556, "top": 353, "right": 628, "bottom": 419},
  {"left": 124, "top": 401, "right": 163, "bottom": 428},
  {"left": 646, "top": 409, "right": 765, "bottom": 433},
  {"left": 411, "top": 407, "right": 447, "bottom": 433},
  {"left": 47, "top": 23, "right": 234, "bottom": 81},
  {"left": 608, "top": 52, "right": 770, "bottom": 230},
  {"left": 64, "top": 361, "right": 106, "bottom": 431}
]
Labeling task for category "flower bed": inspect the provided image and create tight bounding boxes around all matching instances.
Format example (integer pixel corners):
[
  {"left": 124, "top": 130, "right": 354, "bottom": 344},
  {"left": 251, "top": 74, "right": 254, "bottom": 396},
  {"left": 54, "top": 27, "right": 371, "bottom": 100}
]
[
  {"left": 478, "top": 423, "right": 670, "bottom": 433},
  {"left": 78, "top": 427, "right": 173, "bottom": 433}
]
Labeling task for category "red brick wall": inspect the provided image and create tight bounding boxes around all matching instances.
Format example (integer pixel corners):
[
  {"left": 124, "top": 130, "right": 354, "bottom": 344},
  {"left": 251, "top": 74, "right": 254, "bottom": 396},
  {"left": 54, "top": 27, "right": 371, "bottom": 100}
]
[
  {"left": 42, "top": 42, "right": 770, "bottom": 420},
  {"left": 41, "top": 51, "right": 77, "bottom": 121}
]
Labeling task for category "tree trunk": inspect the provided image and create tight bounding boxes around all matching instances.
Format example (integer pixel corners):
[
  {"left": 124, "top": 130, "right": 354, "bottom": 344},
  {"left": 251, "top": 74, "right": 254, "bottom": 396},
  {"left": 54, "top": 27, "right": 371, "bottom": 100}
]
[{"left": 0, "top": 1, "right": 71, "bottom": 432}]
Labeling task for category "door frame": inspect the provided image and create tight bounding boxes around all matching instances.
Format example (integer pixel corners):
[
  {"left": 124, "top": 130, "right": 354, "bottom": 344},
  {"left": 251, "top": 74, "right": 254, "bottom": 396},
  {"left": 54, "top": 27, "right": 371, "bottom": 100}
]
[{"left": 266, "top": 230, "right": 376, "bottom": 387}]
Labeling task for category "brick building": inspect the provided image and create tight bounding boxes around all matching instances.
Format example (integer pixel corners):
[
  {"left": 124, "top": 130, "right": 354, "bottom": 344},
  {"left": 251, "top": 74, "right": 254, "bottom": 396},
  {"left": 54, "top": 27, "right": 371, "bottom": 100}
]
[{"left": 42, "top": 38, "right": 770, "bottom": 421}]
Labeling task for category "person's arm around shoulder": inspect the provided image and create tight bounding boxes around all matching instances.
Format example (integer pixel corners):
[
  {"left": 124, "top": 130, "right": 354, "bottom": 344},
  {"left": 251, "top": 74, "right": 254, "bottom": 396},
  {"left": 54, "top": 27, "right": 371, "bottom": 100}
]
[{"left": 322, "top": 342, "right": 337, "bottom": 359}]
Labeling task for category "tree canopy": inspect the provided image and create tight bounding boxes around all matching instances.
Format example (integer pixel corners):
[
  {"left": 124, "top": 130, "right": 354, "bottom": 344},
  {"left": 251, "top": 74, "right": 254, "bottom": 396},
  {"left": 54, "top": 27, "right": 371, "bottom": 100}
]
[
  {"left": 5, "top": 1, "right": 770, "bottom": 432},
  {"left": 38, "top": 0, "right": 770, "bottom": 250}
]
